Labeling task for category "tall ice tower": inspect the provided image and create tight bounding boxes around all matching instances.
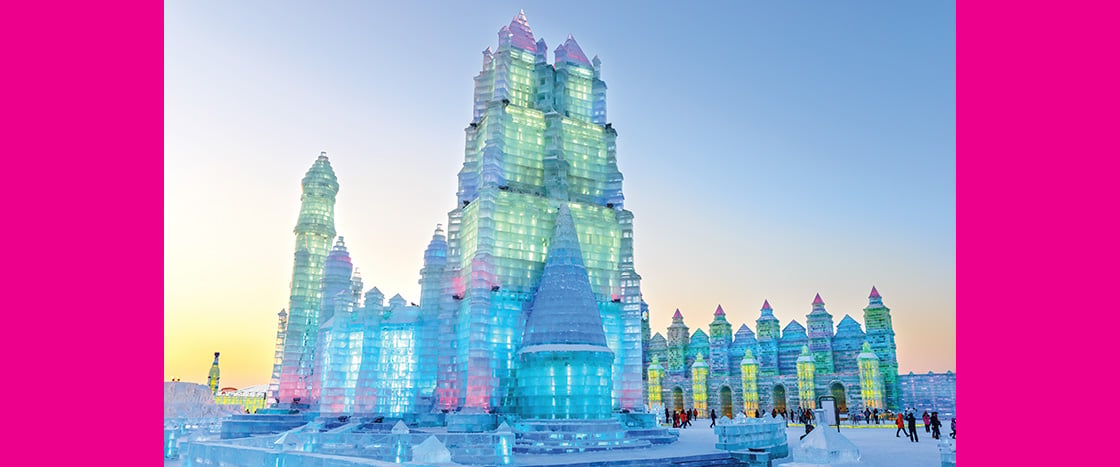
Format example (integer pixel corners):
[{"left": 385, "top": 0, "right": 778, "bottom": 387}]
[
  {"left": 276, "top": 153, "right": 339, "bottom": 404},
  {"left": 431, "top": 11, "right": 644, "bottom": 413}
]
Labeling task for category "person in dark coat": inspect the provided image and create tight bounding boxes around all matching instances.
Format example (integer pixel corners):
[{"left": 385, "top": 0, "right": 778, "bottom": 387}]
[
  {"left": 710, "top": 409, "right": 718, "bottom": 427},
  {"left": 864, "top": 407, "right": 872, "bottom": 424},
  {"left": 906, "top": 411, "right": 919, "bottom": 442},
  {"left": 930, "top": 412, "right": 942, "bottom": 440},
  {"left": 872, "top": 408, "right": 880, "bottom": 424},
  {"left": 754, "top": 409, "right": 761, "bottom": 418},
  {"left": 950, "top": 417, "right": 956, "bottom": 439},
  {"left": 665, "top": 407, "right": 671, "bottom": 425}
]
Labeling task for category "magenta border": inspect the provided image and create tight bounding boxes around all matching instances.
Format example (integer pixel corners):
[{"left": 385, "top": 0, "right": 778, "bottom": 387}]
[{"left": 4, "top": 1, "right": 163, "bottom": 463}]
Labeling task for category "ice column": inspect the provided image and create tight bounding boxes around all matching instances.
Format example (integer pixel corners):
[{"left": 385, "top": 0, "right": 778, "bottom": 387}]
[
  {"left": 858, "top": 342, "right": 885, "bottom": 410},
  {"left": 278, "top": 153, "right": 338, "bottom": 404},
  {"left": 740, "top": 350, "right": 759, "bottom": 416},
  {"left": 797, "top": 346, "right": 816, "bottom": 409},
  {"left": 863, "top": 286, "right": 900, "bottom": 410},
  {"left": 691, "top": 353, "right": 708, "bottom": 411}
]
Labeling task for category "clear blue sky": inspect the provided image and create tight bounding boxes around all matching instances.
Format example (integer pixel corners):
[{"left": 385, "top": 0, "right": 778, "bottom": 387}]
[{"left": 165, "top": 1, "right": 956, "bottom": 388}]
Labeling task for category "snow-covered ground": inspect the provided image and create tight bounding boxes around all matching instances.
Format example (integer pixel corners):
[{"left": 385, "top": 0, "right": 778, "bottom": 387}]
[
  {"left": 780, "top": 426, "right": 947, "bottom": 466},
  {"left": 167, "top": 425, "right": 952, "bottom": 466}
]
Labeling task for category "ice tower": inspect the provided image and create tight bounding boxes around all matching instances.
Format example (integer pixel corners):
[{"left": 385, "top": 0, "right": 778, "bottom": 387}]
[
  {"left": 806, "top": 294, "right": 836, "bottom": 375},
  {"left": 516, "top": 205, "right": 614, "bottom": 419},
  {"left": 276, "top": 153, "right": 339, "bottom": 404},
  {"left": 431, "top": 12, "right": 643, "bottom": 413},
  {"left": 207, "top": 352, "right": 220, "bottom": 395},
  {"left": 755, "top": 301, "right": 780, "bottom": 377},
  {"left": 862, "top": 287, "right": 900, "bottom": 410}
]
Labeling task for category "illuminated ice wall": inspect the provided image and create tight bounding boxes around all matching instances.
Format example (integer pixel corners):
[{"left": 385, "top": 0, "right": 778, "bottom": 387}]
[
  {"left": 431, "top": 11, "right": 643, "bottom": 413},
  {"left": 276, "top": 154, "right": 338, "bottom": 404}
]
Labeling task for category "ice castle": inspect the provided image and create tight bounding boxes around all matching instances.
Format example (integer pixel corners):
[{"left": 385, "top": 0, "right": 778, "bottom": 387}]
[
  {"left": 647, "top": 291, "right": 902, "bottom": 419},
  {"left": 268, "top": 11, "right": 645, "bottom": 425}
]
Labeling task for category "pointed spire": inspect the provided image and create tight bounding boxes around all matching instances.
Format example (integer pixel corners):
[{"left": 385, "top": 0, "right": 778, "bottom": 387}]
[
  {"left": 673, "top": 308, "right": 683, "bottom": 320},
  {"left": 812, "top": 293, "right": 824, "bottom": 306},
  {"left": 554, "top": 34, "right": 592, "bottom": 67},
  {"left": 521, "top": 205, "right": 609, "bottom": 348},
  {"left": 869, "top": 286, "right": 880, "bottom": 299},
  {"left": 714, "top": 305, "right": 725, "bottom": 316},
  {"left": 507, "top": 10, "right": 536, "bottom": 52},
  {"left": 762, "top": 300, "right": 772, "bottom": 310}
]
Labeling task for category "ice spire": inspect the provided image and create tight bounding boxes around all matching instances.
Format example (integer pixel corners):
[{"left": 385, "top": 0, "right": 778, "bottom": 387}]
[
  {"left": 812, "top": 293, "right": 824, "bottom": 306},
  {"left": 761, "top": 300, "right": 774, "bottom": 316},
  {"left": 868, "top": 286, "right": 883, "bottom": 306},
  {"left": 508, "top": 9, "right": 537, "bottom": 52},
  {"left": 714, "top": 304, "right": 725, "bottom": 317},
  {"left": 320, "top": 236, "right": 354, "bottom": 324},
  {"left": 673, "top": 308, "right": 684, "bottom": 321},
  {"left": 522, "top": 205, "right": 608, "bottom": 347},
  {"left": 554, "top": 34, "right": 592, "bottom": 67},
  {"left": 278, "top": 153, "right": 339, "bottom": 404}
]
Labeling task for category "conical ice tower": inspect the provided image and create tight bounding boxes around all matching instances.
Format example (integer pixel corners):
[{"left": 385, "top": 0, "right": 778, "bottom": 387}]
[{"left": 517, "top": 205, "right": 614, "bottom": 419}]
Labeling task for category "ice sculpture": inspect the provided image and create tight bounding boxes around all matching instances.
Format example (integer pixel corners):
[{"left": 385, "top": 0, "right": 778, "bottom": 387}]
[
  {"left": 755, "top": 300, "right": 781, "bottom": 377},
  {"left": 691, "top": 353, "right": 708, "bottom": 411},
  {"left": 863, "top": 286, "right": 900, "bottom": 409},
  {"left": 648, "top": 291, "right": 900, "bottom": 417},
  {"left": 207, "top": 352, "right": 220, "bottom": 395},
  {"left": 857, "top": 342, "right": 884, "bottom": 409},
  {"left": 740, "top": 350, "right": 760, "bottom": 415},
  {"left": 434, "top": 11, "right": 642, "bottom": 413},
  {"left": 797, "top": 346, "right": 816, "bottom": 409},
  {"left": 276, "top": 153, "right": 338, "bottom": 404},
  {"left": 807, "top": 294, "right": 836, "bottom": 374},
  {"left": 517, "top": 205, "right": 614, "bottom": 420}
]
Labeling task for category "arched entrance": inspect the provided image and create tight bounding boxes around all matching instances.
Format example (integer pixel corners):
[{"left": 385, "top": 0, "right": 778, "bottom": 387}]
[
  {"left": 719, "top": 386, "right": 733, "bottom": 418},
  {"left": 773, "top": 384, "right": 787, "bottom": 414},
  {"left": 672, "top": 387, "right": 685, "bottom": 412},
  {"left": 830, "top": 382, "right": 848, "bottom": 414}
]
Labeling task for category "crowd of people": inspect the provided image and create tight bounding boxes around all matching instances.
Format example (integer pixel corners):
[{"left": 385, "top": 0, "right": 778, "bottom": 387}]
[
  {"left": 660, "top": 405, "right": 957, "bottom": 442},
  {"left": 895, "top": 409, "right": 955, "bottom": 442}
]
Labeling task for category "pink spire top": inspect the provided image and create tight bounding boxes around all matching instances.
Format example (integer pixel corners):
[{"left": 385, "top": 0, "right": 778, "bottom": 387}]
[
  {"left": 508, "top": 10, "right": 537, "bottom": 52},
  {"left": 869, "top": 286, "right": 881, "bottom": 299},
  {"left": 714, "top": 305, "right": 725, "bottom": 316},
  {"left": 554, "top": 34, "right": 592, "bottom": 67},
  {"left": 762, "top": 300, "right": 772, "bottom": 310},
  {"left": 812, "top": 293, "right": 824, "bottom": 306},
  {"left": 673, "top": 308, "right": 683, "bottom": 320}
]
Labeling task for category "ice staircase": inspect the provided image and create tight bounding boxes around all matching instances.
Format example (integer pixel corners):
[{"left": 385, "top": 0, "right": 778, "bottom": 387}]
[
  {"left": 219, "top": 412, "right": 313, "bottom": 439},
  {"left": 513, "top": 419, "right": 652, "bottom": 454}
]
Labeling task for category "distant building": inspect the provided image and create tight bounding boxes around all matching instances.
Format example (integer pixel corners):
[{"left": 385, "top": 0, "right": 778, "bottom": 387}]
[
  {"left": 899, "top": 371, "right": 957, "bottom": 415},
  {"left": 215, "top": 384, "right": 269, "bottom": 413},
  {"left": 647, "top": 289, "right": 909, "bottom": 418}
]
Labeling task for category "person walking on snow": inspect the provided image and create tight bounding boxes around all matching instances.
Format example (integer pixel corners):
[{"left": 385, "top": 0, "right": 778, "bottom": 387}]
[
  {"left": 906, "top": 411, "right": 919, "bottom": 442},
  {"left": 930, "top": 412, "right": 942, "bottom": 440},
  {"left": 710, "top": 409, "right": 718, "bottom": 427},
  {"left": 922, "top": 411, "right": 931, "bottom": 433},
  {"left": 895, "top": 413, "right": 907, "bottom": 437},
  {"left": 950, "top": 417, "right": 956, "bottom": 439},
  {"left": 864, "top": 407, "right": 872, "bottom": 425}
]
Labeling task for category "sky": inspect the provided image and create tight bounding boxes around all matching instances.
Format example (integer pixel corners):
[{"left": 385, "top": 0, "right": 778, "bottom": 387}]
[{"left": 165, "top": 1, "right": 956, "bottom": 389}]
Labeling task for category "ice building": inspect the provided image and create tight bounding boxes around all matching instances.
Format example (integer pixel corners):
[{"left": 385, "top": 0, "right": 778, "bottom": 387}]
[
  {"left": 432, "top": 10, "right": 643, "bottom": 417},
  {"left": 648, "top": 289, "right": 902, "bottom": 418},
  {"left": 272, "top": 153, "right": 339, "bottom": 404},
  {"left": 899, "top": 371, "right": 957, "bottom": 415}
]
